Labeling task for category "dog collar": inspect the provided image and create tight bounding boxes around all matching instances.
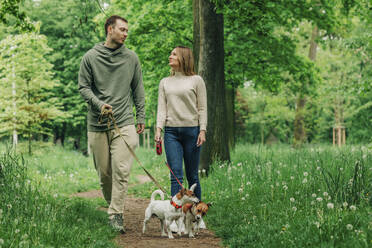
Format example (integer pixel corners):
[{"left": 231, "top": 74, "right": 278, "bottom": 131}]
[{"left": 170, "top": 200, "right": 182, "bottom": 209}]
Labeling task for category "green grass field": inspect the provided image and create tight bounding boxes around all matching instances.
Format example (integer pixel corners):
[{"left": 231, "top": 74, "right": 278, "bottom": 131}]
[{"left": 0, "top": 142, "right": 371, "bottom": 247}]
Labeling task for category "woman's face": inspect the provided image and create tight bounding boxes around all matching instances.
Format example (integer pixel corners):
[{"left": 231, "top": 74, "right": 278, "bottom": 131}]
[{"left": 169, "top": 48, "right": 180, "bottom": 70}]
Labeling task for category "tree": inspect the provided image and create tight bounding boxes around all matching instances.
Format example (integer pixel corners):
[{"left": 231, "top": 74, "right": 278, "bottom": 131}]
[
  {"left": 0, "top": 33, "right": 65, "bottom": 154},
  {"left": 0, "top": 0, "right": 34, "bottom": 31},
  {"left": 25, "top": 0, "right": 103, "bottom": 150},
  {"left": 195, "top": 0, "right": 230, "bottom": 171}
]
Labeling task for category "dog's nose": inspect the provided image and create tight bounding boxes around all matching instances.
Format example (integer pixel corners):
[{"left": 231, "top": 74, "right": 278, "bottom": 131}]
[{"left": 196, "top": 216, "right": 201, "bottom": 220}]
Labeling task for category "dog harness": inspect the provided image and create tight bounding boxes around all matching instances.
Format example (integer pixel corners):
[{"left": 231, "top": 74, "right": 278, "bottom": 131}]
[{"left": 170, "top": 200, "right": 182, "bottom": 209}]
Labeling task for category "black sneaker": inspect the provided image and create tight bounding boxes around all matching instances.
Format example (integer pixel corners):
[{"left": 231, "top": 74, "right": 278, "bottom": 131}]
[{"left": 109, "top": 214, "right": 125, "bottom": 233}]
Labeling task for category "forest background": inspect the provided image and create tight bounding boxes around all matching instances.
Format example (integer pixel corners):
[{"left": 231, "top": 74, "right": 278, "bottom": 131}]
[{"left": 0, "top": 0, "right": 372, "bottom": 169}]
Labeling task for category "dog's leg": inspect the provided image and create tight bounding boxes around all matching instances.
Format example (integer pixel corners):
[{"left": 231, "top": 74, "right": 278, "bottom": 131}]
[
  {"left": 176, "top": 217, "right": 182, "bottom": 236},
  {"left": 160, "top": 219, "right": 167, "bottom": 237},
  {"left": 142, "top": 207, "right": 151, "bottom": 234},
  {"left": 188, "top": 218, "right": 195, "bottom": 238},
  {"left": 165, "top": 219, "right": 174, "bottom": 239},
  {"left": 184, "top": 216, "right": 189, "bottom": 235}
]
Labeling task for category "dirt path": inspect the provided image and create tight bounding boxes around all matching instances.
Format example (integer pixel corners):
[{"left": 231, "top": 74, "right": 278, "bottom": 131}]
[{"left": 73, "top": 185, "right": 223, "bottom": 248}]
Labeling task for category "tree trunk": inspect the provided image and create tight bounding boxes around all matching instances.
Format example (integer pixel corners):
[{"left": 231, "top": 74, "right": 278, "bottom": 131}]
[
  {"left": 193, "top": 0, "right": 200, "bottom": 72},
  {"left": 196, "top": 0, "right": 230, "bottom": 173},
  {"left": 293, "top": 26, "right": 318, "bottom": 146},
  {"left": 293, "top": 95, "right": 306, "bottom": 146}
]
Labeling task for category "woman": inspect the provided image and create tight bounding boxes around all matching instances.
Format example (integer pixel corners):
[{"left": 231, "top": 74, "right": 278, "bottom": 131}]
[{"left": 155, "top": 46, "right": 207, "bottom": 201}]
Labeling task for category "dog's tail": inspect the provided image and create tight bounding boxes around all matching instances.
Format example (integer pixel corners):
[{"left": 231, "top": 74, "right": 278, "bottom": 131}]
[{"left": 151, "top": 189, "right": 164, "bottom": 202}]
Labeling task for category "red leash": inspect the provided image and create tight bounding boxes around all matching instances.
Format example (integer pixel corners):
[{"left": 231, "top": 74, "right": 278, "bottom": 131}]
[
  {"left": 157, "top": 140, "right": 185, "bottom": 190},
  {"left": 165, "top": 162, "right": 185, "bottom": 190}
]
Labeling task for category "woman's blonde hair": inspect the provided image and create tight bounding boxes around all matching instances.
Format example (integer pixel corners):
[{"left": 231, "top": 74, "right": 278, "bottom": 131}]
[{"left": 171, "top": 46, "right": 196, "bottom": 76}]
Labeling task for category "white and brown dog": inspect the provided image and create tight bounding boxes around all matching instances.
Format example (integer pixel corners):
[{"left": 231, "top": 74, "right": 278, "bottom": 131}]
[
  {"left": 142, "top": 184, "right": 199, "bottom": 239},
  {"left": 182, "top": 201, "right": 211, "bottom": 238}
]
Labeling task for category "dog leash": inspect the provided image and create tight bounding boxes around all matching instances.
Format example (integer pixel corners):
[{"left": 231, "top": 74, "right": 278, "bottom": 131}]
[
  {"left": 156, "top": 141, "right": 185, "bottom": 190},
  {"left": 98, "top": 109, "right": 169, "bottom": 196}
]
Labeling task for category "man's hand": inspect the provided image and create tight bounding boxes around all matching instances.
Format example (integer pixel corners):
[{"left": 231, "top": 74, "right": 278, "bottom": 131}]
[
  {"left": 196, "top": 130, "right": 206, "bottom": 147},
  {"left": 101, "top": 103, "right": 112, "bottom": 114},
  {"left": 137, "top": 123, "right": 145, "bottom": 134}
]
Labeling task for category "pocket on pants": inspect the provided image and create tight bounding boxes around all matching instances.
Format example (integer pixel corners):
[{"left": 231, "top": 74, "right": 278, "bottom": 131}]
[{"left": 120, "top": 125, "right": 138, "bottom": 149}]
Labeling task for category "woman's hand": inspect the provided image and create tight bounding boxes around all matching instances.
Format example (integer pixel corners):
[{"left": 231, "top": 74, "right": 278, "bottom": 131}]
[
  {"left": 197, "top": 130, "right": 206, "bottom": 147},
  {"left": 155, "top": 127, "right": 162, "bottom": 142}
]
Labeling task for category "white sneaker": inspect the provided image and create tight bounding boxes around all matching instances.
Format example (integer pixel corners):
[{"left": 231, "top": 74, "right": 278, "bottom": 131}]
[
  {"left": 170, "top": 220, "right": 178, "bottom": 233},
  {"left": 198, "top": 218, "right": 206, "bottom": 229}
]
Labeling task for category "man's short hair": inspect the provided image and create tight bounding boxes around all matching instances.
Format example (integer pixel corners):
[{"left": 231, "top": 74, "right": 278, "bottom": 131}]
[{"left": 105, "top": 15, "right": 128, "bottom": 36}]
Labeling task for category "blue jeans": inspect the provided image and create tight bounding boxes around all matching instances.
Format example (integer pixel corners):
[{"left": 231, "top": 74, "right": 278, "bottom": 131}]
[{"left": 164, "top": 126, "right": 202, "bottom": 200}]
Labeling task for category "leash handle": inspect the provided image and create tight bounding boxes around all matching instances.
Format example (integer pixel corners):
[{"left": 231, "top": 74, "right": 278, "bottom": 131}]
[{"left": 156, "top": 140, "right": 162, "bottom": 155}]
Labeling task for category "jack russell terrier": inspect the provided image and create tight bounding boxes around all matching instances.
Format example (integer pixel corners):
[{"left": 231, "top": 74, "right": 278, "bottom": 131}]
[
  {"left": 182, "top": 201, "right": 211, "bottom": 238},
  {"left": 142, "top": 184, "right": 199, "bottom": 239}
]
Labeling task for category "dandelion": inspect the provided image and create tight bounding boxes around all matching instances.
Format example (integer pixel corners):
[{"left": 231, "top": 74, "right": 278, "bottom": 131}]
[
  {"left": 290, "top": 176, "right": 294, "bottom": 180},
  {"left": 316, "top": 166, "right": 321, "bottom": 170},
  {"left": 202, "top": 169, "right": 206, "bottom": 174},
  {"left": 316, "top": 197, "right": 323, "bottom": 202},
  {"left": 0, "top": 239, "right": 3, "bottom": 245},
  {"left": 327, "top": 203, "right": 334, "bottom": 209},
  {"left": 290, "top": 197, "right": 295, "bottom": 202},
  {"left": 246, "top": 181, "right": 251, "bottom": 186},
  {"left": 343, "top": 202, "right": 348, "bottom": 208},
  {"left": 7, "top": 204, "right": 12, "bottom": 209},
  {"left": 237, "top": 162, "right": 242, "bottom": 167},
  {"left": 242, "top": 197, "right": 245, "bottom": 201},
  {"left": 292, "top": 206, "right": 297, "bottom": 211},
  {"left": 302, "top": 178, "right": 308, "bottom": 184},
  {"left": 314, "top": 221, "right": 320, "bottom": 228},
  {"left": 346, "top": 224, "right": 353, "bottom": 230},
  {"left": 323, "top": 192, "right": 328, "bottom": 197},
  {"left": 15, "top": 229, "right": 20, "bottom": 234},
  {"left": 283, "top": 185, "right": 288, "bottom": 191},
  {"left": 53, "top": 194, "right": 58, "bottom": 198},
  {"left": 312, "top": 193, "right": 316, "bottom": 198},
  {"left": 238, "top": 188, "right": 243, "bottom": 193},
  {"left": 303, "top": 172, "right": 308, "bottom": 177},
  {"left": 350, "top": 205, "right": 356, "bottom": 211}
]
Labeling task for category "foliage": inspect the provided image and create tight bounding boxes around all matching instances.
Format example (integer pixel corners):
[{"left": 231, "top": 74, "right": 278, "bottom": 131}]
[
  {"left": 95, "top": 0, "right": 193, "bottom": 132},
  {"left": 235, "top": 86, "right": 295, "bottom": 144},
  {"left": 203, "top": 144, "right": 372, "bottom": 247},
  {"left": 24, "top": 0, "right": 103, "bottom": 149},
  {"left": 0, "top": 33, "right": 66, "bottom": 145},
  {"left": 0, "top": 0, "right": 34, "bottom": 31},
  {"left": 0, "top": 148, "right": 117, "bottom": 247}
]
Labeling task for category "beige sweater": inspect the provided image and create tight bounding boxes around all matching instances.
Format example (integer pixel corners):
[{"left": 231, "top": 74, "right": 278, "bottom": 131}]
[{"left": 156, "top": 72, "right": 207, "bottom": 131}]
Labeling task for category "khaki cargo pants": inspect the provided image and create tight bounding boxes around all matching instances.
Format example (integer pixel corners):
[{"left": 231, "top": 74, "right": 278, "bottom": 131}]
[{"left": 88, "top": 125, "right": 138, "bottom": 215}]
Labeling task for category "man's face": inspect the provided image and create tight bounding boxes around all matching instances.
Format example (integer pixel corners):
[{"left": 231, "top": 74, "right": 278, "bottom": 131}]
[{"left": 108, "top": 19, "right": 128, "bottom": 45}]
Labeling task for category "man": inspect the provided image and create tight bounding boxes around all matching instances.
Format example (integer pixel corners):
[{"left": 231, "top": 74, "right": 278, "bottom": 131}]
[{"left": 78, "top": 15, "right": 145, "bottom": 233}]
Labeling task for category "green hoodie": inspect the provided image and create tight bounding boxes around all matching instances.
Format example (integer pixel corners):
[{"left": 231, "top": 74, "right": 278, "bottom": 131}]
[{"left": 79, "top": 43, "right": 145, "bottom": 132}]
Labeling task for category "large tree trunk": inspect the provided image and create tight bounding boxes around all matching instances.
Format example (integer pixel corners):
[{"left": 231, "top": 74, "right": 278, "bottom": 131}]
[
  {"left": 196, "top": 0, "right": 230, "bottom": 173},
  {"left": 193, "top": 0, "right": 200, "bottom": 72},
  {"left": 293, "top": 26, "right": 318, "bottom": 146}
]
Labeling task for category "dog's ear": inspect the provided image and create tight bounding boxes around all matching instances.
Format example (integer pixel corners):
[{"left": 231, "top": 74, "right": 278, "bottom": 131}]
[
  {"left": 189, "top": 183, "right": 197, "bottom": 192},
  {"left": 207, "top": 202, "right": 212, "bottom": 207}
]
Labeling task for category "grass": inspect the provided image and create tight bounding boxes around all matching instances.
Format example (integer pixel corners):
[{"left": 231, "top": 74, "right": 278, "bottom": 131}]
[
  {"left": 1, "top": 142, "right": 371, "bottom": 247},
  {"left": 0, "top": 148, "right": 117, "bottom": 248},
  {"left": 202, "top": 144, "right": 372, "bottom": 247}
]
